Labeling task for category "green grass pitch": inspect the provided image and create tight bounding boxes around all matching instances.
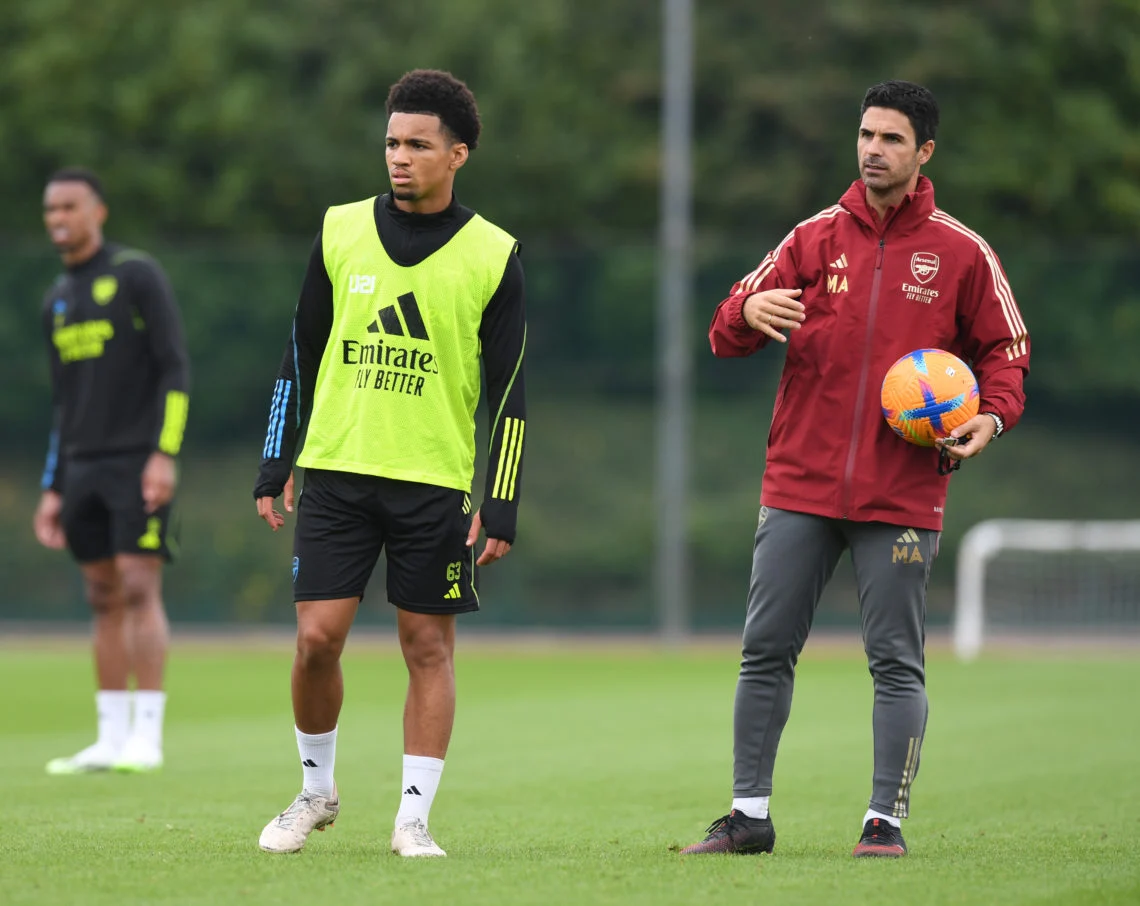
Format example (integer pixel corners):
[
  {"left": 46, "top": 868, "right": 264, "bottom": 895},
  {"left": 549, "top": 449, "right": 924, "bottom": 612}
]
[{"left": 2, "top": 638, "right": 1138, "bottom": 905}]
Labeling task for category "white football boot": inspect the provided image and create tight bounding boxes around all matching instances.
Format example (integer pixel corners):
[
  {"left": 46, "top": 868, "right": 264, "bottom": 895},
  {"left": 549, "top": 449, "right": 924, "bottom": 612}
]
[
  {"left": 112, "top": 735, "right": 164, "bottom": 773},
  {"left": 259, "top": 787, "right": 340, "bottom": 853},
  {"left": 391, "top": 818, "right": 446, "bottom": 857},
  {"left": 45, "top": 741, "right": 121, "bottom": 775}
]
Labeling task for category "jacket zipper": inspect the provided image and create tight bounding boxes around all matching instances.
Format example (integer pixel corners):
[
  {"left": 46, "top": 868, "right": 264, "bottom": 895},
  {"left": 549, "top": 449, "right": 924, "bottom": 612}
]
[{"left": 841, "top": 237, "right": 886, "bottom": 517}]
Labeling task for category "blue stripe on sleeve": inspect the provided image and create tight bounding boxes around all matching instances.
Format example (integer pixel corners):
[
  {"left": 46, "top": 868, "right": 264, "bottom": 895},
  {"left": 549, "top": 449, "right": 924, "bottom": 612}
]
[
  {"left": 272, "top": 382, "right": 292, "bottom": 458},
  {"left": 41, "top": 430, "right": 60, "bottom": 490},
  {"left": 263, "top": 380, "right": 284, "bottom": 459}
]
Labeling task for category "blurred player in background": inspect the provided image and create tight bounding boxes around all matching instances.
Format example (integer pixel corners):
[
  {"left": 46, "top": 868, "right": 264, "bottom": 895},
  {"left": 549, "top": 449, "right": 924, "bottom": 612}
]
[
  {"left": 35, "top": 168, "right": 191, "bottom": 774},
  {"left": 682, "top": 81, "right": 1029, "bottom": 857},
  {"left": 254, "top": 69, "right": 527, "bottom": 858}
]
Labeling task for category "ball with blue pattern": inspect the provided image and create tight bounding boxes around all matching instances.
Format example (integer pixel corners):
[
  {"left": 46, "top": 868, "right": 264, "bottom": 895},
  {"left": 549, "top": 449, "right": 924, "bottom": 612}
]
[{"left": 881, "top": 348, "right": 979, "bottom": 447}]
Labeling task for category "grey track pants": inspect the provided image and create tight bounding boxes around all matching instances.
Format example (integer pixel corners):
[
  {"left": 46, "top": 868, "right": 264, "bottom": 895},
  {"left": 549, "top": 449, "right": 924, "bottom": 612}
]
[{"left": 733, "top": 506, "right": 937, "bottom": 818}]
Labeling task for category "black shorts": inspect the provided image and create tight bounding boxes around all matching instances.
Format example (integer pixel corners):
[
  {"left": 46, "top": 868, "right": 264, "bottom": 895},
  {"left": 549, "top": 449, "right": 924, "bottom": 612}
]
[
  {"left": 60, "top": 452, "right": 176, "bottom": 563},
  {"left": 293, "top": 469, "right": 478, "bottom": 614}
]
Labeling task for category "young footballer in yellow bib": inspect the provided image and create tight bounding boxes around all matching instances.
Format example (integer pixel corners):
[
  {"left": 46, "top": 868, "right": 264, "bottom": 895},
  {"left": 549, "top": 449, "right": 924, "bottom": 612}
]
[{"left": 254, "top": 70, "right": 527, "bottom": 859}]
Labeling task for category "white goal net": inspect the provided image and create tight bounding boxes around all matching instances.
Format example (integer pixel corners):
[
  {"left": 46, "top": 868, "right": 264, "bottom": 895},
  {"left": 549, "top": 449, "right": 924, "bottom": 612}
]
[{"left": 954, "top": 519, "right": 1140, "bottom": 660}]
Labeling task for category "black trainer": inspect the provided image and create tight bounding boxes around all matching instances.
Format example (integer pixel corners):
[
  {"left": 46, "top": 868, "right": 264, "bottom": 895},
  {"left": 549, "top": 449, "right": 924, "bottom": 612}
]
[
  {"left": 679, "top": 810, "right": 776, "bottom": 855},
  {"left": 852, "top": 817, "right": 907, "bottom": 857}
]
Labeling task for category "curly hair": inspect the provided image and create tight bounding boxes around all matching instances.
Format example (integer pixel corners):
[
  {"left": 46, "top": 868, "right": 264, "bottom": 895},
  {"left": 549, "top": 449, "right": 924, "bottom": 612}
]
[
  {"left": 860, "top": 81, "right": 939, "bottom": 147},
  {"left": 386, "top": 69, "right": 481, "bottom": 151}
]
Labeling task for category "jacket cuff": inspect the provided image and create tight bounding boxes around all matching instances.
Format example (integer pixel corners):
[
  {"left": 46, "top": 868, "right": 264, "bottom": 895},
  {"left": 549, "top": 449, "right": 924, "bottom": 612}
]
[{"left": 726, "top": 293, "right": 750, "bottom": 330}]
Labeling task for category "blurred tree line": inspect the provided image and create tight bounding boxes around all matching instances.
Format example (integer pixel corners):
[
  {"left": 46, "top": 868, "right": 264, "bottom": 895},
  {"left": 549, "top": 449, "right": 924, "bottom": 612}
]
[
  {"left": 2, "top": 0, "right": 1138, "bottom": 444},
  {"left": 2, "top": 0, "right": 1138, "bottom": 625},
  {"left": 3, "top": 0, "right": 1138, "bottom": 241}
]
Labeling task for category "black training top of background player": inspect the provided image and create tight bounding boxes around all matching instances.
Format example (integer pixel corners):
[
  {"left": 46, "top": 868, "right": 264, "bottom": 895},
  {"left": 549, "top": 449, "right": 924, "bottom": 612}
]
[{"left": 41, "top": 243, "right": 191, "bottom": 492}]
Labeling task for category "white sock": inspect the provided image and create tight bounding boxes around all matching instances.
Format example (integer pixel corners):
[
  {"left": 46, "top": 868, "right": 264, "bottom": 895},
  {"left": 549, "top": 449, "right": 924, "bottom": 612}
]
[
  {"left": 731, "top": 796, "right": 770, "bottom": 819},
  {"left": 296, "top": 727, "right": 337, "bottom": 797},
  {"left": 95, "top": 690, "right": 131, "bottom": 751},
  {"left": 863, "top": 808, "right": 902, "bottom": 829},
  {"left": 395, "top": 755, "right": 444, "bottom": 826},
  {"left": 132, "top": 690, "right": 166, "bottom": 749}
]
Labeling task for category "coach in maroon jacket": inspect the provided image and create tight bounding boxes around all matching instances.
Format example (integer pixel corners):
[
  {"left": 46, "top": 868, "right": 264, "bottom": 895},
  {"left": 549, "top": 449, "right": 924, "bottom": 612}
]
[{"left": 682, "top": 81, "right": 1029, "bottom": 859}]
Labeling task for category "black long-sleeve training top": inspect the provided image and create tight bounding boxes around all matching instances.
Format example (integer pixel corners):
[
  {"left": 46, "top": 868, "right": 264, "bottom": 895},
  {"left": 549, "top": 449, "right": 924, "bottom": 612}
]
[
  {"left": 254, "top": 194, "right": 527, "bottom": 542},
  {"left": 41, "top": 242, "right": 191, "bottom": 492}
]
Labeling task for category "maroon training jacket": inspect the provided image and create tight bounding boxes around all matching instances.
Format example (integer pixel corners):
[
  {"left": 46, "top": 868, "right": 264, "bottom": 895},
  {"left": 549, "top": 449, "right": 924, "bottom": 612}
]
[{"left": 709, "top": 176, "right": 1029, "bottom": 531}]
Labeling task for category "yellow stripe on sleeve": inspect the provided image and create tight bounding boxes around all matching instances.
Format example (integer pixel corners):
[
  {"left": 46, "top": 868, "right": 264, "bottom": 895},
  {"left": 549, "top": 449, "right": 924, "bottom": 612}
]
[
  {"left": 158, "top": 390, "right": 190, "bottom": 455},
  {"left": 506, "top": 419, "right": 525, "bottom": 500},
  {"left": 491, "top": 417, "right": 526, "bottom": 501},
  {"left": 491, "top": 417, "right": 517, "bottom": 499}
]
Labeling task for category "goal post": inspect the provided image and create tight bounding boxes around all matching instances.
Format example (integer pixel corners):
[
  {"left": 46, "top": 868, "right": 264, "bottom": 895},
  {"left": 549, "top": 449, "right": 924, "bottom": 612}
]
[{"left": 954, "top": 519, "right": 1140, "bottom": 660}]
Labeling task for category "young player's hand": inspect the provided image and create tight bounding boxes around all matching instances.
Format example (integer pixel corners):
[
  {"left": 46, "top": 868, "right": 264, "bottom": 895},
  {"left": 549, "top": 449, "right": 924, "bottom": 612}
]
[
  {"left": 256, "top": 471, "right": 295, "bottom": 532},
  {"left": 936, "top": 415, "right": 998, "bottom": 462},
  {"left": 467, "top": 509, "right": 512, "bottom": 566},
  {"left": 33, "top": 490, "right": 67, "bottom": 550},
  {"left": 142, "top": 451, "right": 178, "bottom": 513},
  {"left": 742, "top": 288, "right": 805, "bottom": 342}
]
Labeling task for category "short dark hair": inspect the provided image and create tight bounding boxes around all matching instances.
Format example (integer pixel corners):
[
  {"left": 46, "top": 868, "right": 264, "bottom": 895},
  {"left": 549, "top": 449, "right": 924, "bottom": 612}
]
[
  {"left": 47, "top": 167, "right": 106, "bottom": 201},
  {"left": 386, "top": 69, "right": 481, "bottom": 150},
  {"left": 860, "top": 81, "right": 939, "bottom": 146}
]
